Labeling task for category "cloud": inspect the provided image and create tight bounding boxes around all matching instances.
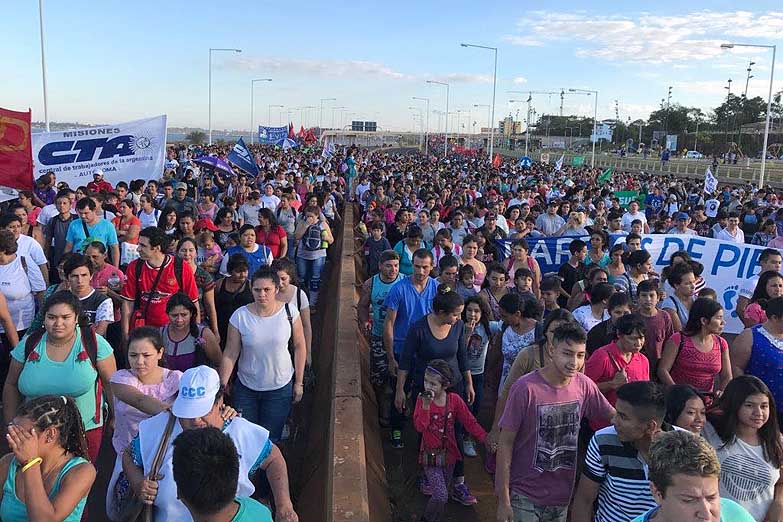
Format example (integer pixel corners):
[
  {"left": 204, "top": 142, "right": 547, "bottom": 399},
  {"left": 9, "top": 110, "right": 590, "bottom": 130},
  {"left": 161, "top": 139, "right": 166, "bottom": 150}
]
[
  {"left": 223, "top": 56, "right": 492, "bottom": 85},
  {"left": 512, "top": 76, "right": 528, "bottom": 85},
  {"left": 502, "top": 35, "right": 544, "bottom": 47},
  {"left": 505, "top": 10, "right": 782, "bottom": 65}
]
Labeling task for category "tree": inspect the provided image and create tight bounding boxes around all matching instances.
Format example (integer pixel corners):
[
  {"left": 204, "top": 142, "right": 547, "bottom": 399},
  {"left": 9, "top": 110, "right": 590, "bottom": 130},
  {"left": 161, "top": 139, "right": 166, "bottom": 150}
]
[{"left": 186, "top": 131, "right": 207, "bottom": 145}]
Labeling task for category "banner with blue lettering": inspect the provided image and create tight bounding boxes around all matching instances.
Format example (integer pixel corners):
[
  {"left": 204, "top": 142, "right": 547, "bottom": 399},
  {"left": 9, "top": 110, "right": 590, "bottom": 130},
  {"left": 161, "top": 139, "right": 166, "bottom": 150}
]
[
  {"left": 498, "top": 234, "right": 777, "bottom": 334},
  {"left": 227, "top": 137, "right": 259, "bottom": 177},
  {"left": 258, "top": 125, "right": 288, "bottom": 144},
  {"left": 32, "top": 115, "right": 167, "bottom": 189}
]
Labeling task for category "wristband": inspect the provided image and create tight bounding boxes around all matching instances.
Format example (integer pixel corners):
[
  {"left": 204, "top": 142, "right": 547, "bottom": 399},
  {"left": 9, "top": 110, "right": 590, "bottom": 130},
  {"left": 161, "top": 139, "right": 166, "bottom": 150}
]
[{"left": 21, "top": 457, "right": 42, "bottom": 473}]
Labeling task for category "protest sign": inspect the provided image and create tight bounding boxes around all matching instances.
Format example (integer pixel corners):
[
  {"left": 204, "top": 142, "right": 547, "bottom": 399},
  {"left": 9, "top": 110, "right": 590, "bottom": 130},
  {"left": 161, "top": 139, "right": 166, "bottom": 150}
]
[
  {"left": 540, "top": 153, "right": 550, "bottom": 164},
  {"left": 497, "top": 233, "right": 777, "bottom": 333},
  {"left": 258, "top": 125, "right": 288, "bottom": 144},
  {"left": 614, "top": 190, "right": 645, "bottom": 209},
  {"left": 32, "top": 115, "right": 167, "bottom": 189},
  {"left": 0, "top": 107, "right": 33, "bottom": 190},
  {"left": 572, "top": 156, "right": 585, "bottom": 167}
]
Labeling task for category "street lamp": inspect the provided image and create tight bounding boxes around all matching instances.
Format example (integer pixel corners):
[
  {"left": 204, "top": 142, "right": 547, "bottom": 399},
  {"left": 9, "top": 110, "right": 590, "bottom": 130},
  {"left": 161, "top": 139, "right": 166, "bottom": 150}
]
[
  {"left": 461, "top": 43, "right": 498, "bottom": 159},
  {"left": 249, "top": 79, "right": 272, "bottom": 145},
  {"left": 209, "top": 47, "right": 242, "bottom": 145},
  {"left": 331, "top": 106, "right": 346, "bottom": 129},
  {"left": 301, "top": 106, "right": 315, "bottom": 128},
  {"left": 38, "top": 0, "right": 50, "bottom": 131},
  {"left": 568, "top": 88, "right": 599, "bottom": 167},
  {"left": 413, "top": 97, "right": 430, "bottom": 155},
  {"left": 427, "top": 80, "right": 450, "bottom": 155},
  {"left": 320, "top": 98, "right": 336, "bottom": 129},
  {"left": 268, "top": 104, "right": 283, "bottom": 126},
  {"left": 721, "top": 42, "right": 776, "bottom": 188}
]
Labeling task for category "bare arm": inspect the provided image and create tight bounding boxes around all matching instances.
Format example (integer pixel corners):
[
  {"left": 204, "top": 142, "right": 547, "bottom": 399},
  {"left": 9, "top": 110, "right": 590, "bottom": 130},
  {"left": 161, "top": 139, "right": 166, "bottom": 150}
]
[
  {"left": 495, "top": 429, "right": 517, "bottom": 522},
  {"left": 383, "top": 308, "right": 398, "bottom": 376},
  {"left": 717, "top": 338, "right": 733, "bottom": 393},
  {"left": 97, "top": 355, "right": 117, "bottom": 420},
  {"left": 663, "top": 308, "right": 683, "bottom": 332},
  {"left": 203, "top": 287, "right": 220, "bottom": 345},
  {"left": 120, "top": 299, "right": 133, "bottom": 344},
  {"left": 291, "top": 316, "right": 306, "bottom": 389},
  {"left": 259, "top": 444, "right": 297, "bottom": 521},
  {"left": 278, "top": 234, "right": 288, "bottom": 258},
  {"left": 111, "top": 382, "right": 170, "bottom": 415},
  {"left": 300, "top": 306, "right": 312, "bottom": 365},
  {"left": 571, "top": 475, "right": 601, "bottom": 522},
  {"left": 0, "top": 293, "right": 18, "bottom": 347},
  {"left": 219, "top": 324, "right": 241, "bottom": 386},
  {"left": 357, "top": 279, "right": 372, "bottom": 333},
  {"left": 22, "top": 460, "right": 96, "bottom": 522},
  {"left": 2, "top": 360, "right": 24, "bottom": 424},
  {"left": 730, "top": 328, "right": 752, "bottom": 377},
  {"left": 201, "top": 327, "right": 223, "bottom": 368},
  {"left": 111, "top": 243, "right": 120, "bottom": 268},
  {"left": 94, "top": 320, "right": 109, "bottom": 337},
  {"left": 657, "top": 337, "right": 679, "bottom": 386}
]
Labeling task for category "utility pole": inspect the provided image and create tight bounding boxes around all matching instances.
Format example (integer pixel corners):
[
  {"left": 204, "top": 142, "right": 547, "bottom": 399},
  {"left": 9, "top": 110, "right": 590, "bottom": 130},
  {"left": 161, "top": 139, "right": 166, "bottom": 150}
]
[{"left": 560, "top": 89, "right": 564, "bottom": 117}]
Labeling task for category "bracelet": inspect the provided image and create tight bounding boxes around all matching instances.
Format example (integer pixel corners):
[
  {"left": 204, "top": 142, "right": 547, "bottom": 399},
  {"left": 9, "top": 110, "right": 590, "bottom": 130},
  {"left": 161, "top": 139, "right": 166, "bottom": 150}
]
[{"left": 21, "top": 457, "right": 42, "bottom": 473}]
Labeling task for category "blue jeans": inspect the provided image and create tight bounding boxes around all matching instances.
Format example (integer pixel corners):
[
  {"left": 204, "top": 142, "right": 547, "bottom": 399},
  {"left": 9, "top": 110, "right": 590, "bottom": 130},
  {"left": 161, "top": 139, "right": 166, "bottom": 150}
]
[
  {"left": 232, "top": 378, "right": 293, "bottom": 443},
  {"left": 296, "top": 255, "right": 326, "bottom": 306}
]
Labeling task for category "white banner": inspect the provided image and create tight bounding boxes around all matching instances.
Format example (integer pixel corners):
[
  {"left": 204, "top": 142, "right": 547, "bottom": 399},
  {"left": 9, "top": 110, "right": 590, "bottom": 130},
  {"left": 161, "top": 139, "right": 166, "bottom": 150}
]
[
  {"left": 637, "top": 234, "right": 771, "bottom": 334},
  {"left": 32, "top": 115, "right": 167, "bottom": 189}
]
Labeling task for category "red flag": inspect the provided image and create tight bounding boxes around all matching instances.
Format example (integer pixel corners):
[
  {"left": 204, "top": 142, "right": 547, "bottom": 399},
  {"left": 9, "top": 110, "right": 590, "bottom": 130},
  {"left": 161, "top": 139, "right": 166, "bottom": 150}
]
[
  {"left": 288, "top": 122, "right": 295, "bottom": 139},
  {"left": 0, "top": 107, "right": 33, "bottom": 189},
  {"left": 492, "top": 153, "right": 502, "bottom": 168},
  {"left": 297, "top": 126, "right": 306, "bottom": 139}
]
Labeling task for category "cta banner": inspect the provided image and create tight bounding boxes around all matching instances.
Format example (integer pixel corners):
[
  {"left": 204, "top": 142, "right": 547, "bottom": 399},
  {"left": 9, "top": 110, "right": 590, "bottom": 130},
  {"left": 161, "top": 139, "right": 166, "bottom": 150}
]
[
  {"left": 32, "top": 115, "right": 167, "bottom": 189},
  {"left": 258, "top": 125, "right": 288, "bottom": 144},
  {"left": 498, "top": 233, "right": 778, "bottom": 333}
]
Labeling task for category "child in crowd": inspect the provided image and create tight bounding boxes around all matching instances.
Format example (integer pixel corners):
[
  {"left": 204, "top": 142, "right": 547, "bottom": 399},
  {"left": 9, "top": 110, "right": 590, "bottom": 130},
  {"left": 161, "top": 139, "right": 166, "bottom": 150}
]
[
  {"left": 539, "top": 276, "right": 562, "bottom": 319},
  {"left": 636, "top": 280, "right": 674, "bottom": 380},
  {"left": 572, "top": 282, "right": 615, "bottom": 333},
  {"left": 455, "top": 264, "right": 478, "bottom": 300},
  {"left": 698, "top": 287, "right": 718, "bottom": 301},
  {"left": 511, "top": 267, "right": 536, "bottom": 306},
  {"left": 363, "top": 222, "right": 392, "bottom": 276},
  {"left": 630, "top": 219, "right": 644, "bottom": 235},
  {"left": 413, "top": 360, "right": 487, "bottom": 522},
  {"left": 197, "top": 230, "right": 223, "bottom": 274}
]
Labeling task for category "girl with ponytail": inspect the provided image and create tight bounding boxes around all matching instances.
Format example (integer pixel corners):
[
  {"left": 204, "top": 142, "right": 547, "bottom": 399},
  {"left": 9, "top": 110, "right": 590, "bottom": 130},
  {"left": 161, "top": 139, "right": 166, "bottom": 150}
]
[
  {"left": 0, "top": 395, "right": 96, "bottom": 521},
  {"left": 2, "top": 290, "right": 116, "bottom": 464}
]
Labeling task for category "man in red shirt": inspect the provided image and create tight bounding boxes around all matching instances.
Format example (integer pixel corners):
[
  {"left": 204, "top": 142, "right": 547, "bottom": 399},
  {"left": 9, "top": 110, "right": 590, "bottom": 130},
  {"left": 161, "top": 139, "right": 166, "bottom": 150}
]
[
  {"left": 585, "top": 313, "right": 650, "bottom": 430},
  {"left": 86, "top": 168, "right": 113, "bottom": 193},
  {"left": 120, "top": 226, "right": 198, "bottom": 341}
]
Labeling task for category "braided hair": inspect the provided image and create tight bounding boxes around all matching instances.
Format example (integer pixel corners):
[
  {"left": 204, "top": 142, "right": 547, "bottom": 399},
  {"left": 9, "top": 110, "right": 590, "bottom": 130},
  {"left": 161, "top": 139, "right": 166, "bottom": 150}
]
[{"left": 17, "top": 395, "right": 89, "bottom": 459}]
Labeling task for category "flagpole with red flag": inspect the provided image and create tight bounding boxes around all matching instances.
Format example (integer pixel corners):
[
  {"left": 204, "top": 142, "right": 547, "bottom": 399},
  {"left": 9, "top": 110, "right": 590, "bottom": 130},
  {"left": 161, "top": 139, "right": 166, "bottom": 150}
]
[
  {"left": 0, "top": 107, "right": 33, "bottom": 190},
  {"left": 492, "top": 153, "right": 502, "bottom": 169}
]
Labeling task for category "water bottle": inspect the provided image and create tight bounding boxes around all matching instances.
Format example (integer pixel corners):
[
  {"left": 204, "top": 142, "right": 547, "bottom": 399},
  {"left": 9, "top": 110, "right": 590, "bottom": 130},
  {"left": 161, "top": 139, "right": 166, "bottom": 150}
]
[{"left": 108, "top": 273, "right": 121, "bottom": 291}]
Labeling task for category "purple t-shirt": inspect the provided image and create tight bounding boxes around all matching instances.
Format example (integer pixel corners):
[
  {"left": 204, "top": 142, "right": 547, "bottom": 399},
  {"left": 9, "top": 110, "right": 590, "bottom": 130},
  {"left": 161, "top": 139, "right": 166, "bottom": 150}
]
[{"left": 498, "top": 370, "right": 613, "bottom": 506}]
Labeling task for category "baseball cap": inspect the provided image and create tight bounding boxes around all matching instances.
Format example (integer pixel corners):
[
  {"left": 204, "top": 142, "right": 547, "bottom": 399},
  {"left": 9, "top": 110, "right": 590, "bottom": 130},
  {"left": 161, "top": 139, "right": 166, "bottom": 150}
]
[
  {"left": 93, "top": 169, "right": 104, "bottom": 177},
  {"left": 172, "top": 366, "right": 221, "bottom": 419},
  {"left": 175, "top": 182, "right": 187, "bottom": 191},
  {"left": 675, "top": 212, "right": 689, "bottom": 220}
]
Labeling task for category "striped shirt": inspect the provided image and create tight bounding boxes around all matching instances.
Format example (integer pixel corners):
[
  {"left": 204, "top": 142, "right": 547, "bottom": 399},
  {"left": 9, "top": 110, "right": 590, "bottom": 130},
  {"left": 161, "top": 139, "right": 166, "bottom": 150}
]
[{"left": 584, "top": 425, "right": 657, "bottom": 522}]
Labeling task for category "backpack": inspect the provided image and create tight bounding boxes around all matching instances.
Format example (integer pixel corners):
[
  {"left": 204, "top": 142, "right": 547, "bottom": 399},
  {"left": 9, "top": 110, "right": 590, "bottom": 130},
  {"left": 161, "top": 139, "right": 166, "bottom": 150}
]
[
  {"left": 302, "top": 224, "right": 323, "bottom": 251},
  {"left": 339, "top": 161, "right": 349, "bottom": 174},
  {"left": 24, "top": 325, "right": 105, "bottom": 424}
]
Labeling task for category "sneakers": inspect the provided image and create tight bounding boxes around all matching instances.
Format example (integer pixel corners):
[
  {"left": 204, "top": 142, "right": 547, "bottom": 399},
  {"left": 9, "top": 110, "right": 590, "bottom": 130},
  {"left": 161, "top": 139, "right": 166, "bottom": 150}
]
[
  {"left": 462, "top": 438, "right": 477, "bottom": 457},
  {"left": 451, "top": 483, "right": 478, "bottom": 506},
  {"left": 391, "top": 430, "right": 404, "bottom": 449}
]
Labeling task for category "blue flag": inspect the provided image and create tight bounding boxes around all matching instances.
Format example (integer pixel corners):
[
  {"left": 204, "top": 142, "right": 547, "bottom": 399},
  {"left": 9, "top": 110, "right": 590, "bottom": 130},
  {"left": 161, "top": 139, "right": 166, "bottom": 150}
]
[{"left": 227, "top": 137, "right": 259, "bottom": 177}]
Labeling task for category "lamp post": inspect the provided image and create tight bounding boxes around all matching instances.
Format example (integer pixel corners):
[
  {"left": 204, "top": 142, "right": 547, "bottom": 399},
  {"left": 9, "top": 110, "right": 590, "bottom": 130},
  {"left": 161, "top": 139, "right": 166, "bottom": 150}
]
[
  {"left": 721, "top": 42, "right": 776, "bottom": 188},
  {"left": 413, "top": 97, "right": 430, "bottom": 155},
  {"left": 319, "top": 98, "right": 336, "bottom": 129},
  {"left": 38, "top": 0, "right": 50, "bottom": 131},
  {"left": 331, "top": 106, "right": 346, "bottom": 130},
  {"left": 268, "top": 104, "right": 283, "bottom": 126},
  {"left": 568, "top": 88, "right": 599, "bottom": 167},
  {"left": 461, "top": 43, "right": 498, "bottom": 159},
  {"left": 209, "top": 47, "right": 242, "bottom": 145},
  {"left": 427, "top": 80, "right": 450, "bottom": 156},
  {"left": 249, "top": 79, "right": 272, "bottom": 145},
  {"left": 301, "top": 105, "right": 315, "bottom": 128}
]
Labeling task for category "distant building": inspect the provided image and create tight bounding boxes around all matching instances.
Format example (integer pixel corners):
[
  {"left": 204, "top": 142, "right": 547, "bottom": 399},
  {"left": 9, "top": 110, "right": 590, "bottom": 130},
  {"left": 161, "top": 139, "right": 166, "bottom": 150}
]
[{"left": 499, "top": 116, "right": 523, "bottom": 136}]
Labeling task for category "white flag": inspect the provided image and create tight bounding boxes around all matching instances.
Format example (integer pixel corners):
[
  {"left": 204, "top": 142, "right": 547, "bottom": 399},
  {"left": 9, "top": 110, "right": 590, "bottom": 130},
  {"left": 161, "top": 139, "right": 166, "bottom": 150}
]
[
  {"left": 322, "top": 140, "right": 335, "bottom": 159},
  {"left": 555, "top": 155, "right": 564, "bottom": 171},
  {"left": 704, "top": 167, "right": 718, "bottom": 194}
]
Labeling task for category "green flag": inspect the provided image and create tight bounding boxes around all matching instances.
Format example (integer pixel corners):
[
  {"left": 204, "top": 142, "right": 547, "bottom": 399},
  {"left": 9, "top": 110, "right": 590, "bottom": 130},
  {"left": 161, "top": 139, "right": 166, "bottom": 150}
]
[
  {"left": 572, "top": 156, "right": 585, "bottom": 167},
  {"left": 598, "top": 167, "right": 613, "bottom": 183}
]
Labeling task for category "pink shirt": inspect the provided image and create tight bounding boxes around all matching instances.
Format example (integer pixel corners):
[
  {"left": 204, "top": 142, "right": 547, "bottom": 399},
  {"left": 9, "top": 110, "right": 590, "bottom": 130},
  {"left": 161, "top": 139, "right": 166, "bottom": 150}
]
[
  {"left": 669, "top": 332, "right": 727, "bottom": 394},
  {"left": 499, "top": 370, "right": 613, "bottom": 506},
  {"left": 109, "top": 368, "right": 182, "bottom": 454},
  {"left": 585, "top": 342, "right": 650, "bottom": 430}
]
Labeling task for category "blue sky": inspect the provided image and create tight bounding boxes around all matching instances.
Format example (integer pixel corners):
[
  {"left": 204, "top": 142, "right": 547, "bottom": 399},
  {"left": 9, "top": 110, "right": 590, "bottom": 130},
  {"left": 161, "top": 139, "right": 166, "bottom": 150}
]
[{"left": 3, "top": 0, "right": 782, "bottom": 133}]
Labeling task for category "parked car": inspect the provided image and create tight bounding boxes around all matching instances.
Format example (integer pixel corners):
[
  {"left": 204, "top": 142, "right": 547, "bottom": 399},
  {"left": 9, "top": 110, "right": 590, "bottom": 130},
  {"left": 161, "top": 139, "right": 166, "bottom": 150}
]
[{"left": 685, "top": 150, "right": 704, "bottom": 159}]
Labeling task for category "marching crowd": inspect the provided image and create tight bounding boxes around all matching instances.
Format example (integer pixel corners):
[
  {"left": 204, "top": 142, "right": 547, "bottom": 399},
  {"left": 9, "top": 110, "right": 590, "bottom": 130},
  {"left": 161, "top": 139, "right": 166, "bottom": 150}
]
[
  {"left": 0, "top": 142, "right": 351, "bottom": 521},
  {"left": 2, "top": 139, "right": 783, "bottom": 522},
  {"left": 354, "top": 152, "right": 783, "bottom": 522}
]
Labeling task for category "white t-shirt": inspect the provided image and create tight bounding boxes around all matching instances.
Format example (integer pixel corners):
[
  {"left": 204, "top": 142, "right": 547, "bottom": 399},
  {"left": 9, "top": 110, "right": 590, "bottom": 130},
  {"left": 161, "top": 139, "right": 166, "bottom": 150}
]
[
  {"left": 229, "top": 304, "right": 300, "bottom": 391},
  {"left": 705, "top": 199, "right": 721, "bottom": 218},
  {"left": 260, "top": 194, "right": 281, "bottom": 209},
  {"left": 15, "top": 234, "right": 47, "bottom": 266},
  {"left": 704, "top": 422, "right": 780, "bottom": 521},
  {"left": 715, "top": 227, "right": 745, "bottom": 244},
  {"left": 621, "top": 211, "right": 647, "bottom": 232},
  {"left": 137, "top": 208, "right": 161, "bottom": 229},
  {"left": 287, "top": 286, "right": 310, "bottom": 312},
  {"left": 36, "top": 204, "right": 76, "bottom": 227},
  {"left": 740, "top": 275, "right": 760, "bottom": 300},
  {"left": 0, "top": 256, "right": 46, "bottom": 332},
  {"left": 572, "top": 305, "right": 610, "bottom": 333}
]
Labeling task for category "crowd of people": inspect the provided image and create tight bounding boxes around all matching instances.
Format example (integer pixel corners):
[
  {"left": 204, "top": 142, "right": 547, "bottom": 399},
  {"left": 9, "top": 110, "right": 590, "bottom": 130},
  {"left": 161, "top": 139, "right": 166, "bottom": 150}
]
[
  {"left": 2, "top": 138, "right": 783, "bottom": 522},
  {"left": 0, "top": 142, "right": 353, "bottom": 521},
  {"left": 354, "top": 151, "right": 783, "bottom": 522}
]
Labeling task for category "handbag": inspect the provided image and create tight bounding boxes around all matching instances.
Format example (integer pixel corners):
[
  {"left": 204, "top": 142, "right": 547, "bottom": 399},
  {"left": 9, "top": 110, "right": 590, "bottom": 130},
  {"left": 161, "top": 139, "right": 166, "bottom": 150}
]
[
  {"left": 417, "top": 395, "right": 450, "bottom": 468},
  {"left": 116, "top": 412, "right": 177, "bottom": 522}
]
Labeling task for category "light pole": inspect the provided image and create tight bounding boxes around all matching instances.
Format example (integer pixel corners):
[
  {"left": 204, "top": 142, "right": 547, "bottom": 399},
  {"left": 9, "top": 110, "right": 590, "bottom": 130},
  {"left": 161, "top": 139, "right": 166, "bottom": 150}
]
[
  {"left": 38, "top": 0, "right": 50, "bottom": 131},
  {"left": 209, "top": 47, "right": 242, "bottom": 145},
  {"left": 568, "top": 88, "right": 599, "bottom": 167},
  {"left": 427, "top": 80, "right": 450, "bottom": 156},
  {"left": 331, "top": 106, "right": 346, "bottom": 130},
  {"left": 250, "top": 79, "right": 272, "bottom": 145},
  {"left": 301, "top": 106, "right": 315, "bottom": 128},
  {"left": 319, "top": 98, "right": 336, "bottom": 129},
  {"left": 413, "top": 97, "right": 430, "bottom": 155},
  {"left": 268, "top": 104, "right": 283, "bottom": 126},
  {"left": 461, "top": 43, "right": 498, "bottom": 159},
  {"left": 722, "top": 42, "right": 776, "bottom": 187}
]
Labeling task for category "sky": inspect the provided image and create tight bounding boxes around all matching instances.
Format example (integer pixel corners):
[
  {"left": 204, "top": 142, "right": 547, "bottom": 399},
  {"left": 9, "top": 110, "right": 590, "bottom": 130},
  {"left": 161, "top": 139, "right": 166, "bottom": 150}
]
[{"left": 3, "top": 0, "right": 783, "bottom": 134}]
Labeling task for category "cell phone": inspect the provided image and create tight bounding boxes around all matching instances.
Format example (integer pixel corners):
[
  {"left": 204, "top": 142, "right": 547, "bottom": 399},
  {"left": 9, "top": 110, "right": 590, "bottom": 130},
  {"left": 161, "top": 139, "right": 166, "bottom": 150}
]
[{"left": 421, "top": 390, "right": 434, "bottom": 400}]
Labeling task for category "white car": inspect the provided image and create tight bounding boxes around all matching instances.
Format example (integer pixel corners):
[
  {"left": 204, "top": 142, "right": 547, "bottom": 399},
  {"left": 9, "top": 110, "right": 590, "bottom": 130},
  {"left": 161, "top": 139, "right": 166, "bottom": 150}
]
[{"left": 685, "top": 151, "right": 704, "bottom": 159}]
